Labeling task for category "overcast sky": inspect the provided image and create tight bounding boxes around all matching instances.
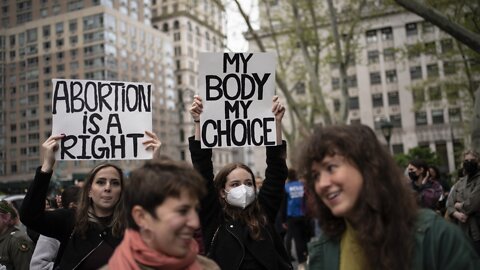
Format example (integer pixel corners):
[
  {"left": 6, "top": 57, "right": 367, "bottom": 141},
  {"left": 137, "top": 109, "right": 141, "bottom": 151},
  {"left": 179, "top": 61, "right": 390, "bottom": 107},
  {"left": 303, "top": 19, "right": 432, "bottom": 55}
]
[{"left": 225, "top": 0, "right": 259, "bottom": 52}]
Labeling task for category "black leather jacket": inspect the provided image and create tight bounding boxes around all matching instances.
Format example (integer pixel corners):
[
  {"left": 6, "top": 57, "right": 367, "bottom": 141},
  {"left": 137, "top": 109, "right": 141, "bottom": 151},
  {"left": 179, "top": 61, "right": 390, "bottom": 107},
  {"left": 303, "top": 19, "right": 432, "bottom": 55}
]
[
  {"left": 189, "top": 137, "right": 292, "bottom": 270},
  {"left": 20, "top": 167, "right": 122, "bottom": 269}
]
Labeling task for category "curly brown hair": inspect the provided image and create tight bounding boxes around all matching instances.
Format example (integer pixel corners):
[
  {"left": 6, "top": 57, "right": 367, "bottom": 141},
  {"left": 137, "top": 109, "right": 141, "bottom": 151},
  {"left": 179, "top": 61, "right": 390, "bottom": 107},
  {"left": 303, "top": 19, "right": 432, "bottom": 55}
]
[{"left": 299, "top": 124, "right": 418, "bottom": 270}]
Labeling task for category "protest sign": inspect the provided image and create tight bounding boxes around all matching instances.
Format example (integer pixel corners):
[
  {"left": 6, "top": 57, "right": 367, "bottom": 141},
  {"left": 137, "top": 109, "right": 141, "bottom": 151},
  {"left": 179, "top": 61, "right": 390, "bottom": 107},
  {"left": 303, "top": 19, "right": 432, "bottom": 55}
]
[
  {"left": 198, "top": 52, "right": 277, "bottom": 148},
  {"left": 51, "top": 79, "right": 153, "bottom": 160}
]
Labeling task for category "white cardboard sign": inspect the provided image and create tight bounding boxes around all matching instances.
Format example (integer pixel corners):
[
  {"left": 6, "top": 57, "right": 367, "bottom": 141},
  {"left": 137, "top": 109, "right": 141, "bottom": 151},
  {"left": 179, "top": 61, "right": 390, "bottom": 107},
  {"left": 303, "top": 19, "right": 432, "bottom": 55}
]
[
  {"left": 198, "top": 52, "right": 277, "bottom": 148},
  {"left": 51, "top": 79, "right": 153, "bottom": 160}
]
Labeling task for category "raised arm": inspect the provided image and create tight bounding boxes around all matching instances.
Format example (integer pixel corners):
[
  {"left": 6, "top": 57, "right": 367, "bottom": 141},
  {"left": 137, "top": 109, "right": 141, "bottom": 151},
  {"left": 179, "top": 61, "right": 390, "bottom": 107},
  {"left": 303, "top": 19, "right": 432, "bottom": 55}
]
[
  {"left": 258, "top": 96, "right": 288, "bottom": 223},
  {"left": 272, "top": 95, "right": 285, "bottom": 145},
  {"left": 190, "top": 95, "right": 203, "bottom": 141},
  {"left": 20, "top": 135, "right": 75, "bottom": 240}
]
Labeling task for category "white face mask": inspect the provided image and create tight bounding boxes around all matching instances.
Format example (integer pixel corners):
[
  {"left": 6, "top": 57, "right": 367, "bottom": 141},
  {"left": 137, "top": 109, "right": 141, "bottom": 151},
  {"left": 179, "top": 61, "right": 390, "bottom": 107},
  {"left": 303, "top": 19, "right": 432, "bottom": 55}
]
[{"left": 224, "top": 184, "right": 256, "bottom": 209}]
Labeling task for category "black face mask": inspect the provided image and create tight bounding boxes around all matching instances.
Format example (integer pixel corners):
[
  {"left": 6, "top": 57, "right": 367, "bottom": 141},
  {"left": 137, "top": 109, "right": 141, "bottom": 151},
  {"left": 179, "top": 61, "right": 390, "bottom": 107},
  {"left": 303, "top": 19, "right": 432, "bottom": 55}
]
[
  {"left": 408, "top": 171, "right": 419, "bottom": 181},
  {"left": 463, "top": 160, "right": 478, "bottom": 175}
]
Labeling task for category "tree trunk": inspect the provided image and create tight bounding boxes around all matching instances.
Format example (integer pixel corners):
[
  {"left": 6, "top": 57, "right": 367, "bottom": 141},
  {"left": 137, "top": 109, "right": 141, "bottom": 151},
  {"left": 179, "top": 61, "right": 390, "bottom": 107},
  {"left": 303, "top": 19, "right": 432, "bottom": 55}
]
[
  {"left": 472, "top": 86, "right": 480, "bottom": 153},
  {"left": 393, "top": 0, "right": 480, "bottom": 53}
]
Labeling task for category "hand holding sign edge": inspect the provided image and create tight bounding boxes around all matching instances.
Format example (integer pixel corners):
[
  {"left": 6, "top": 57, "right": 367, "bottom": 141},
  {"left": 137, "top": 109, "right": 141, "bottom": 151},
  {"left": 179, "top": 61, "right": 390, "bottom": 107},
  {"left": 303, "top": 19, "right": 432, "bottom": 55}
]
[
  {"left": 272, "top": 95, "right": 285, "bottom": 145},
  {"left": 190, "top": 95, "right": 203, "bottom": 141},
  {"left": 41, "top": 134, "right": 64, "bottom": 173}
]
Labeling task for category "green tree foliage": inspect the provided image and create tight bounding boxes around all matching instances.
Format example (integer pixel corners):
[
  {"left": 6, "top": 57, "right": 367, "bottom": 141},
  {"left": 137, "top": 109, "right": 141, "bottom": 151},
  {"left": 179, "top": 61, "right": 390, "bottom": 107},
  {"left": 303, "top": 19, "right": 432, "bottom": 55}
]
[{"left": 394, "top": 146, "right": 439, "bottom": 168}]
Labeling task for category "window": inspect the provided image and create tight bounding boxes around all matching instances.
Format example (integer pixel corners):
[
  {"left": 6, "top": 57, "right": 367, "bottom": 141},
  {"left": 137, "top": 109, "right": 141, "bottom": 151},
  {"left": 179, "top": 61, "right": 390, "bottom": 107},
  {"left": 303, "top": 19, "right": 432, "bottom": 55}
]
[
  {"left": 42, "top": 25, "right": 50, "bottom": 37},
  {"left": 443, "top": 61, "right": 456, "bottom": 75},
  {"left": 173, "top": 32, "right": 181, "bottom": 41},
  {"left": 56, "top": 38, "right": 64, "bottom": 47},
  {"left": 383, "top": 48, "right": 395, "bottom": 61},
  {"left": 392, "top": 144, "right": 404, "bottom": 155},
  {"left": 347, "top": 75, "right": 357, "bottom": 88},
  {"left": 367, "top": 50, "right": 379, "bottom": 64},
  {"left": 385, "top": 70, "right": 397, "bottom": 83},
  {"left": 422, "top": 21, "right": 434, "bottom": 34},
  {"left": 427, "top": 64, "right": 439, "bottom": 78},
  {"left": 406, "top": 23, "right": 418, "bottom": 36},
  {"left": 331, "top": 77, "right": 339, "bottom": 90},
  {"left": 366, "top": 30, "right": 377, "bottom": 43},
  {"left": 410, "top": 66, "right": 422, "bottom": 80},
  {"left": 425, "top": 42, "right": 436, "bottom": 55},
  {"left": 370, "top": 72, "right": 381, "bottom": 85},
  {"left": 163, "top": 23, "right": 169, "bottom": 32},
  {"left": 428, "top": 86, "right": 441, "bottom": 101},
  {"left": 26, "top": 28, "right": 37, "bottom": 43},
  {"left": 69, "top": 20, "right": 77, "bottom": 32},
  {"left": 412, "top": 88, "right": 425, "bottom": 102},
  {"left": 372, "top": 93, "right": 383, "bottom": 107},
  {"left": 55, "top": 22, "right": 64, "bottom": 34},
  {"left": 70, "top": 36, "right": 78, "bottom": 45},
  {"left": 441, "top": 39, "right": 454, "bottom": 54},
  {"left": 432, "top": 109, "right": 444, "bottom": 124},
  {"left": 333, "top": 99, "right": 340, "bottom": 112},
  {"left": 381, "top": 27, "right": 393, "bottom": 41},
  {"left": 407, "top": 45, "right": 420, "bottom": 59},
  {"left": 415, "top": 111, "right": 428, "bottom": 126},
  {"left": 388, "top": 92, "right": 399, "bottom": 105},
  {"left": 390, "top": 114, "right": 402, "bottom": 128},
  {"left": 83, "top": 14, "right": 104, "bottom": 31},
  {"left": 43, "top": 41, "right": 50, "bottom": 50},
  {"left": 349, "top": 96, "right": 359, "bottom": 110},
  {"left": 449, "top": 108, "right": 461, "bottom": 123}
]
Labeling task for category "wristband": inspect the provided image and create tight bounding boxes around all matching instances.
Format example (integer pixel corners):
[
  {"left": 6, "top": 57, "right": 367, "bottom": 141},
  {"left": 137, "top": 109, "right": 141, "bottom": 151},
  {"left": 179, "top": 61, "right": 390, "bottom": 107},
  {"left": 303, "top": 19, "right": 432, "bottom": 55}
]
[{"left": 194, "top": 120, "right": 200, "bottom": 123}]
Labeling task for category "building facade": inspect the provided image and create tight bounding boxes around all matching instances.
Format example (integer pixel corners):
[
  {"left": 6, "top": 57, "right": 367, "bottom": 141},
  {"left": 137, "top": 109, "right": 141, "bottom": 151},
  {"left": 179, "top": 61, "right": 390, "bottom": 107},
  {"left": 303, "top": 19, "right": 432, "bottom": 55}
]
[
  {"left": 0, "top": 0, "right": 177, "bottom": 182},
  {"left": 247, "top": 1, "right": 477, "bottom": 175},
  {"left": 151, "top": 0, "right": 233, "bottom": 171}
]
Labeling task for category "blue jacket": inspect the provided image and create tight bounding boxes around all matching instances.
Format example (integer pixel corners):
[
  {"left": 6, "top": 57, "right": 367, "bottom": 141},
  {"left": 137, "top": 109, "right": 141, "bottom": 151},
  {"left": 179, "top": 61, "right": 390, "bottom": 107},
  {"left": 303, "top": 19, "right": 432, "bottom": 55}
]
[
  {"left": 284, "top": 180, "right": 305, "bottom": 218},
  {"left": 307, "top": 209, "right": 480, "bottom": 269}
]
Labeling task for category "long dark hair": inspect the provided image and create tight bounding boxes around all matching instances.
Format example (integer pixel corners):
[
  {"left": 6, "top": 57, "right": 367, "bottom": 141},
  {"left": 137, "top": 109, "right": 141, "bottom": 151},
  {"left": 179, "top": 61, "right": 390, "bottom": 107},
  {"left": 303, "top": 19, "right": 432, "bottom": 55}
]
[
  {"left": 299, "top": 124, "right": 418, "bottom": 270},
  {"left": 75, "top": 163, "right": 127, "bottom": 238},
  {"left": 213, "top": 163, "right": 267, "bottom": 240}
]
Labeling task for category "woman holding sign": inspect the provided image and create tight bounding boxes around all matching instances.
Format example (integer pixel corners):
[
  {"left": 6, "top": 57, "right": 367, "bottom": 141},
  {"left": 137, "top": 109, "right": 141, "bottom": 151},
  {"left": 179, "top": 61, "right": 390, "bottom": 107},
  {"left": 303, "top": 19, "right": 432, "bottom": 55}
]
[
  {"left": 189, "top": 95, "right": 293, "bottom": 270},
  {"left": 20, "top": 131, "right": 161, "bottom": 269}
]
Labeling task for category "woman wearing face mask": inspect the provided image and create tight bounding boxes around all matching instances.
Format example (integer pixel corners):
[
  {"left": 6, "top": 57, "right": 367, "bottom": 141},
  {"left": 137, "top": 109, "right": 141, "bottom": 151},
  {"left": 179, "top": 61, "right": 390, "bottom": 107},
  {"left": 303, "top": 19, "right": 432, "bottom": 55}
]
[
  {"left": 188, "top": 95, "right": 292, "bottom": 270},
  {"left": 20, "top": 131, "right": 161, "bottom": 269},
  {"left": 446, "top": 150, "right": 480, "bottom": 256},
  {"left": 300, "top": 124, "right": 479, "bottom": 270},
  {"left": 407, "top": 159, "right": 443, "bottom": 210}
]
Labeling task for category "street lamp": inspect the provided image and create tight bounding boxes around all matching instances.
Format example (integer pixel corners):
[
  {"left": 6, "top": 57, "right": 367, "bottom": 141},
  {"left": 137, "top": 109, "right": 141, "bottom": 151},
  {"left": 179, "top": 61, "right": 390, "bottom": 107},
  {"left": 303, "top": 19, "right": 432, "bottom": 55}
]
[{"left": 380, "top": 120, "right": 393, "bottom": 154}]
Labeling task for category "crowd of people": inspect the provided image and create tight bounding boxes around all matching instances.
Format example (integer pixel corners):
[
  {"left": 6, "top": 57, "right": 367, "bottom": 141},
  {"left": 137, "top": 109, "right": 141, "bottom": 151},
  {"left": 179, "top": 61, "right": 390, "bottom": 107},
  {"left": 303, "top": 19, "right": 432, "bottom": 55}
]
[{"left": 0, "top": 96, "right": 478, "bottom": 269}]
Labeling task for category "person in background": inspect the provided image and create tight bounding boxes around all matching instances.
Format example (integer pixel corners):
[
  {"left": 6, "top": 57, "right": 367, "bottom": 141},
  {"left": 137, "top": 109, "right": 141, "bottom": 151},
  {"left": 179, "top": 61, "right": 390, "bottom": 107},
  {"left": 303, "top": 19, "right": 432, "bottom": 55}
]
[
  {"left": 255, "top": 176, "right": 265, "bottom": 190},
  {"left": 407, "top": 159, "right": 443, "bottom": 210},
  {"left": 20, "top": 131, "right": 160, "bottom": 269},
  {"left": 0, "top": 200, "right": 33, "bottom": 270},
  {"left": 281, "top": 169, "right": 309, "bottom": 268},
  {"left": 104, "top": 160, "right": 219, "bottom": 270},
  {"left": 428, "top": 165, "right": 450, "bottom": 216},
  {"left": 30, "top": 185, "right": 81, "bottom": 270},
  {"left": 446, "top": 149, "right": 480, "bottom": 256},
  {"left": 189, "top": 95, "right": 292, "bottom": 270},
  {"left": 300, "top": 124, "right": 479, "bottom": 269}
]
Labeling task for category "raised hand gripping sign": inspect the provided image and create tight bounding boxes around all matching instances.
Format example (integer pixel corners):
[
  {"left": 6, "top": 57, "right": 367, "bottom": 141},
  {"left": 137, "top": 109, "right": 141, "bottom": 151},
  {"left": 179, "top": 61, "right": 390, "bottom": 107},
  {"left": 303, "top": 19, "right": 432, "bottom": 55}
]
[
  {"left": 199, "top": 52, "right": 277, "bottom": 148},
  {"left": 51, "top": 79, "right": 153, "bottom": 160}
]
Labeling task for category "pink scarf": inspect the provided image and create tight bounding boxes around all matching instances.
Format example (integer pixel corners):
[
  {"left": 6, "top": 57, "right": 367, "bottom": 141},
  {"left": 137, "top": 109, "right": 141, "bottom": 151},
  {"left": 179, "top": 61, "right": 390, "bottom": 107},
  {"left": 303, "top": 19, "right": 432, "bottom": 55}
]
[{"left": 108, "top": 229, "right": 201, "bottom": 270}]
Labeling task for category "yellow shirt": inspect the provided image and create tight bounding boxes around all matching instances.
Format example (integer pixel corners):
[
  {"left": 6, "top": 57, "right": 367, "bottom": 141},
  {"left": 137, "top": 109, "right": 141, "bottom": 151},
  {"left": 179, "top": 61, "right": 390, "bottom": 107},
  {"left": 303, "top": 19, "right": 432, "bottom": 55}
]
[{"left": 339, "top": 222, "right": 366, "bottom": 270}]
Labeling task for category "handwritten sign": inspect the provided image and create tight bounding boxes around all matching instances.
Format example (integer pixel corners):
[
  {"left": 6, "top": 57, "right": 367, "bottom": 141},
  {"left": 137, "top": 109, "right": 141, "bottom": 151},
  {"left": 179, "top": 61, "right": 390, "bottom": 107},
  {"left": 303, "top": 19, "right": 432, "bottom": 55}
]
[
  {"left": 51, "top": 79, "right": 153, "bottom": 160},
  {"left": 199, "top": 53, "right": 277, "bottom": 148}
]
